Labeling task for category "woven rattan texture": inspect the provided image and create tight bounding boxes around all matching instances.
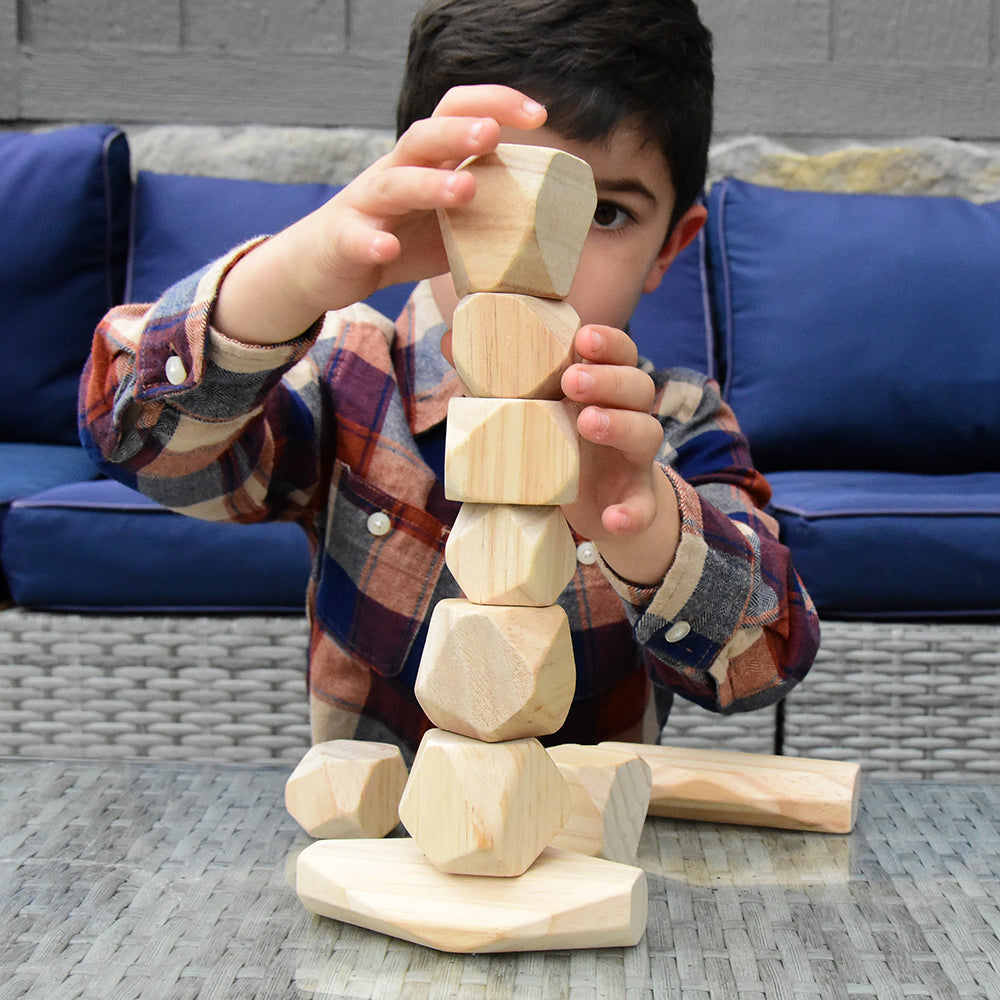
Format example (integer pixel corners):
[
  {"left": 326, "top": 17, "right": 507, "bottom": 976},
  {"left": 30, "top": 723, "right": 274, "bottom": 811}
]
[
  {"left": 0, "top": 608, "right": 312, "bottom": 763},
  {"left": 4, "top": 609, "right": 1000, "bottom": 774},
  {"left": 2, "top": 758, "right": 999, "bottom": 999},
  {"left": 784, "top": 620, "right": 1000, "bottom": 779}
]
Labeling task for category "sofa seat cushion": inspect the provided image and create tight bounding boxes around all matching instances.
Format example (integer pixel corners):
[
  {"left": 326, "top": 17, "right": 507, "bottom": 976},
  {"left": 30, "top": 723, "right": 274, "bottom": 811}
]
[
  {"left": 708, "top": 178, "right": 1000, "bottom": 474},
  {"left": 768, "top": 470, "right": 1000, "bottom": 618},
  {"left": 0, "top": 443, "right": 101, "bottom": 600},
  {"left": 2, "top": 478, "right": 311, "bottom": 612},
  {"left": 0, "top": 443, "right": 100, "bottom": 507},
  {"left": 0, "top": 125, "right": 131, "bottom": 445}
]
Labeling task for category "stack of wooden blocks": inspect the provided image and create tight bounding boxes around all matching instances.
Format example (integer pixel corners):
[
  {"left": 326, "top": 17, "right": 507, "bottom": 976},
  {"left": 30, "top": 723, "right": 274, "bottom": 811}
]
[
  {"left": 292, "top": 145, "right": 651, "bottom": 953},
  {"left": 287, "top": 145, "right": 863, "bottom": 955}
]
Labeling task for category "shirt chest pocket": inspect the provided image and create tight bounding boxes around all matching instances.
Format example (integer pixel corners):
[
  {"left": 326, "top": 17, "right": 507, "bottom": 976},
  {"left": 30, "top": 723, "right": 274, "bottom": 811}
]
[{"left": 315, "top": 463, "right": 457, "bottom": 679}]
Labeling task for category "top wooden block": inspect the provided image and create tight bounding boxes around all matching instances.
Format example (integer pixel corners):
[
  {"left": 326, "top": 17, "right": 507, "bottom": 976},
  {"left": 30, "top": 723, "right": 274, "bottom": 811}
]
[{"left": 438, "top": 144, "right": 597, "bottom": 299}]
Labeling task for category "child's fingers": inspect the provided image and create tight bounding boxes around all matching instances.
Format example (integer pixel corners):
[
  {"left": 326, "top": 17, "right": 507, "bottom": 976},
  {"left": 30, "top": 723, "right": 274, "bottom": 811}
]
[
  {"left": 576, "top": 406, "right": 663, "bottom": 463},
  {"left": 601, "top": 491, "right": 658, "bottom": 536},
  {"left": 562, "top": 362, "right": 656, "bottom": 414},
  {"left": 573, "top": 325, "right": 639, "bottom": 367},
  {"left": 333, "top": 217, "right": 401, "bottom": 267},
  {"left": 431, "top": 84, "right": 547, "bottom": 131},
  {"left": 391, "top": 114, "right": 502, "bottom": 169},
  {"left": 352, "top": 163, "right": 476, "bottom": 217}
]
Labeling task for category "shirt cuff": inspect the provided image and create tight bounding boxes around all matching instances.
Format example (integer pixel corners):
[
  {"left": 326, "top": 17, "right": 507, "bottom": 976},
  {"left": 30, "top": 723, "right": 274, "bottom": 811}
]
[{"left": 598, "top": 464, "right": 700, "bottom": 614}]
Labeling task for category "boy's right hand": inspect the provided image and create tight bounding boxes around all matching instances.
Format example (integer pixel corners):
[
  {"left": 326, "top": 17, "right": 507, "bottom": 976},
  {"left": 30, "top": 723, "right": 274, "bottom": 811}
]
[{"left": 212, "top": 86, "right": 548, "bottom": 346}]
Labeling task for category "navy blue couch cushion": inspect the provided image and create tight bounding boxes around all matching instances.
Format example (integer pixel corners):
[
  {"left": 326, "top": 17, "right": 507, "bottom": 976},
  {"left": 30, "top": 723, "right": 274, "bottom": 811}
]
[
  {"left": 631, "top": 224, "right": 713, "bottom": 376},
  {"left": 127, "top": 170, "right": 714, "bottom": 374},
  {"left": 0, "top": 443, "right": 101, "bottom": 601},
  {"left": 0, "top": 125, "right": 131, "bottom": 445},
  {"left": 708, "top": 178, "right": 1000, "bottom": 474},
  {"left": 2, "top": 479, "right": 311, "bottom": 612},
  {"left": 768, "top": 470, "right": 1000, "bottom": 618},
  {"left": 126, "top": 170, "right": 414, "bottom": 322}
]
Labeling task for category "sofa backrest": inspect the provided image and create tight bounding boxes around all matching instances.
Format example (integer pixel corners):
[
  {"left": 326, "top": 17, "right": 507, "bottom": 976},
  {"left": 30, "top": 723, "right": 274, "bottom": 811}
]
[
  {"left": 127, "top": 170, "right": 715, "bottom": 377},
  {"left": 0, "top": 125, "right": 131, "bottom": 446},
  {"left": 708, "top": 178, "right": 1000, "bottom": 474}
]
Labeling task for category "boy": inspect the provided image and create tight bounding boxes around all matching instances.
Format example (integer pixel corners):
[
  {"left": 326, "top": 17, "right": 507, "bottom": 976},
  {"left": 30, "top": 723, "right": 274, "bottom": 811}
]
[{"left": 80, "top": 0, "right": 818, "bottom": 758}]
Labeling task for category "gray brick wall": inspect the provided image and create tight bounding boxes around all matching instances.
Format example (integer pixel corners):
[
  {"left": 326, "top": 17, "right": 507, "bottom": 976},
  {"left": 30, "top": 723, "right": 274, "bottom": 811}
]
[{"left": 2, "top": 0, "right": 999, "bottom": 140}]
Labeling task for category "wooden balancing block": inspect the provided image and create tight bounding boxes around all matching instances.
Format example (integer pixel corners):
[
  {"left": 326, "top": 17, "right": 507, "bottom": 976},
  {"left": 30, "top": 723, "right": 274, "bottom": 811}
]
[
  {"left": 415, "top": 599, "right": 576, "bottom": 743},
  {"left": 445, "top": 396, "right": 579, "bottom": 505},
  {"left": 452, "top": 293, "right": 579, "bottom": 399},
  {"left": 285, "top": 740, "right": 408, "bottom": 839},
  {"left": 295, "top": 146, "right": 653, "bottom": 953},
  {"left": 296, "top": 839, "right": 647, "bottom": 953},
  {"left": 398, "top": 728, "right": 570, "bottom": 876},
  {"left": 445, "top": 502, "right": 577, "bottom": 607},
  {"left": 601, "top": 742, "right": 862, "bottom": 834},
  {"left": 437, "top": 143, "right": 597, "bottom": 298},
  {"left": 547, "top": 743, "right": 653, "bottom": 865}
]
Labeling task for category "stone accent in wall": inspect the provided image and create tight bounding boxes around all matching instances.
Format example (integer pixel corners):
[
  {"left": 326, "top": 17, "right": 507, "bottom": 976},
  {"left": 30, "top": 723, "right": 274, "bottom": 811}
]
[
  {"left": 710, "top": 136, "right": 1000, "bottom": 202},
  {"left": 126, "top": 125, "right": 395, "bottom": 185},
  {"left": 123, "top": 126, "right": 1000, "bottom": 205}
]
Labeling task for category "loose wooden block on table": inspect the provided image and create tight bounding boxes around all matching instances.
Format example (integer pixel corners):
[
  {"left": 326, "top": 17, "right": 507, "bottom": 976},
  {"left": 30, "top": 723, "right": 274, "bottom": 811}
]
[
  {"left": 415, "top": 599, "right": 576, "bottom": 742},
  {"left": 297, "top": 838, "right": 647, "bottom": 953},
  {"left": 445, "top": 503, "right": 577, "bottom": 607},
  {"left": 452, "top": 293, "right": 579, "bottom": 400},
  {"left": 438, "top": 143, "right": 597, "bottom": 299},
  {"left": 547, "top": 743, "right": 652, "bottom": 865},
  {"left": 601, "top": 742, "right": 862, "bottom": 833},
  {"left": 284, "top": 740, "right": 408, "bottom": 839},
  {"left": 398, "top": 729, "right": 571, "bottom": 877},
  {"left": 445, "top": 397, "right": 579, "bottom": 505}
]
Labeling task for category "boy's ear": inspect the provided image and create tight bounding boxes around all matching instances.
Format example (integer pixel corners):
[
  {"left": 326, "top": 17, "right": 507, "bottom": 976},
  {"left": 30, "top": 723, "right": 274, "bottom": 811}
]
[{"left": 643, "top": 202, "right": 708, "bottom": 294}]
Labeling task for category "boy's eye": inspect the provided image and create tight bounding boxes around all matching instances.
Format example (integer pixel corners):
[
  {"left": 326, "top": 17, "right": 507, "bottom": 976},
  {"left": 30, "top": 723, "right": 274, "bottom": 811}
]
[{"left": 592, "top": 201, "right": 633, "bottom": 231}]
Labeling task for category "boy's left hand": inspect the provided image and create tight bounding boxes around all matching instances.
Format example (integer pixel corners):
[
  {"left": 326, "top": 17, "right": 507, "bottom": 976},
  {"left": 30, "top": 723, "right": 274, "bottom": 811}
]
[{"left": 560, "top": 324, "right": 681, "bottom": 586}]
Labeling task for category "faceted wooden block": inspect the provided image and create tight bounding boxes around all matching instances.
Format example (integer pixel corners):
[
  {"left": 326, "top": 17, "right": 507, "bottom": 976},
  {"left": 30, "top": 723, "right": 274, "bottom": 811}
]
[
  {"left": 397, "top": 728, "right": 571, "bottom": 877},
  {"left": 438, "top": 143, "right": 596, "bottom": 299},
  {"left": 446, "top": 503, "right": 577, "bottom": 606},
  {"left": 547, "top": 744, "right": 652, "bottom": 865},
  {"left": 415, "top": 599, "right": 576, "bottom": 742},
  {"left": 445, "top": 397, "right": 579, "bottom": 505},
  {"left": 296, "top": 838, "right": 648, "bottom": 953},
  {"left": 452, "top": 293, "right": 579, "bottom": 400},
  {"left": 285, "top": 740, "right": 408, "bottom": 839}
]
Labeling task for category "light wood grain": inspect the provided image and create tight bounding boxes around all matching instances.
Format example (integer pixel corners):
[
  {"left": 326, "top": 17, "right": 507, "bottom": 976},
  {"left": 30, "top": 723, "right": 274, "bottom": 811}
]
[
  {"left": 297, "top": 838, "right": 646, "bottom": 953},
  {"left": 548, "top": 744, "right": 652, "bottom": 864},
  {"left": 445, "top": 397, "right": 579, "bottom": 505},
  {"left": 415, "top": 599, "right": 576, "bottom": 742},
  {"left": 600, "top": 741, "right": 861, "bottom": 833},
  {"left": 397, "top": 729, "right": 571, "bottom": 877},
  {"left": 452, "top": 292, "right": 579, "bottom": 400},
  {"left": 438, "top": 143, "right": 596, "bottom": 298},
  {"left": 445, "top": 503, "right": 577, "bottom": 607},
  {"left": 284, "top": 740, "right": 408, "bottom": 839}
]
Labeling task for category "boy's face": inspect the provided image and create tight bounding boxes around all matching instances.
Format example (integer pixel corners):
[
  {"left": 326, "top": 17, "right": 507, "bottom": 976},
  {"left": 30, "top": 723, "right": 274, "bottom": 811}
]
[{"left": 499, "top": 120, "right": 705, "bottom": 331}]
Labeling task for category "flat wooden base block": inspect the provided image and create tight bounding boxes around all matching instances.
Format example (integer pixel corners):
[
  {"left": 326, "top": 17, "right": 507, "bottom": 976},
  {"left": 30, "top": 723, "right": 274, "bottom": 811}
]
[{"left": 296, "top": 838, "right": 647, "bottom": 953}]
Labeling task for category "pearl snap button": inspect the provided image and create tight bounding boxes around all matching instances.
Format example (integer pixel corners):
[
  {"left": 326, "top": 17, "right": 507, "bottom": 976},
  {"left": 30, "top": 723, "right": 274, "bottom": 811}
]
[
  {"left": 665, "top": 620, "right": 691, "bottom": 643},
  {"left": 576, "top": 541, "right": 598, "bottom": 566},
  {"left": 366, "top": 511, "right": 391, "bottom": 537},
  {"left": 165, "top": 355, "right": 187, "bottom": 385}
]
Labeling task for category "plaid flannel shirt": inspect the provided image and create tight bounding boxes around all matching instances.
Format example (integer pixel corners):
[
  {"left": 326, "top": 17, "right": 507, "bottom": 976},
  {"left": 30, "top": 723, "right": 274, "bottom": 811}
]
[{"left": 80, "top": 242, "right": 819, "bottom": 758}]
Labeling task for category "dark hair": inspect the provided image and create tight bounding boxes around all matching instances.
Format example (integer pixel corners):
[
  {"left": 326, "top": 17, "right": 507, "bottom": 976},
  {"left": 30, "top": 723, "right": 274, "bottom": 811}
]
[{"left": 397, "top": 0, "right": 713, "bottom": 232}]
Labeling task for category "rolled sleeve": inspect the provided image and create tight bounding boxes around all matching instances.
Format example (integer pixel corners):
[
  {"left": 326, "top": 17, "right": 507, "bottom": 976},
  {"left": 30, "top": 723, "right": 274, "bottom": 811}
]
[{"left": 597, "top": 371, "right": 820, "bottom": 713}]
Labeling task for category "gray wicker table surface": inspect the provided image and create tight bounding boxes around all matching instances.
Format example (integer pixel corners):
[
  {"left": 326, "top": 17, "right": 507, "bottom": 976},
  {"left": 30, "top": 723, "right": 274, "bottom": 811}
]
[{"left": 2, "top": 757, "right": 999, "bottom": 1000}]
